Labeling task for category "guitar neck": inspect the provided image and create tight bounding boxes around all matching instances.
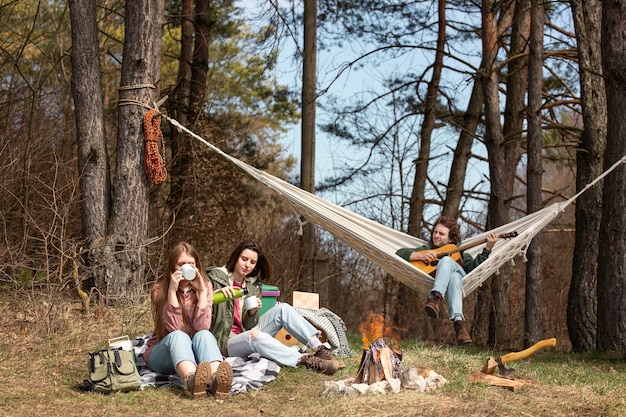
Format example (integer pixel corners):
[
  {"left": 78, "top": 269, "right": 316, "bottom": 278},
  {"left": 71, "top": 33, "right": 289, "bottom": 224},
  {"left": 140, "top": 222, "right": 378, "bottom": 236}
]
[
  {"left": 438, "top": 232, "right": 515, "bottom": 258},
  {"left": 438, "top": 238, "right": 486, "bottom": 258}
]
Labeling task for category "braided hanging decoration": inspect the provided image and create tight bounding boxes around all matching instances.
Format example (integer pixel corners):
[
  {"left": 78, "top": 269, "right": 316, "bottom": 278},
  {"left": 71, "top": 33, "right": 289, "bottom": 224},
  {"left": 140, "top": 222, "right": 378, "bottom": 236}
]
[{"left": 143, "top": 109, "right": 167, "bottom": 185}]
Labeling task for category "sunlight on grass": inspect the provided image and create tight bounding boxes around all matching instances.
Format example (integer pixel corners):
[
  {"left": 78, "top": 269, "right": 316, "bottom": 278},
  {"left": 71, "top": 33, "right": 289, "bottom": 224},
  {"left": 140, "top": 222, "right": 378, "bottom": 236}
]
[{"left": 2, "top": 299, "right": 626, "bottom": 416}]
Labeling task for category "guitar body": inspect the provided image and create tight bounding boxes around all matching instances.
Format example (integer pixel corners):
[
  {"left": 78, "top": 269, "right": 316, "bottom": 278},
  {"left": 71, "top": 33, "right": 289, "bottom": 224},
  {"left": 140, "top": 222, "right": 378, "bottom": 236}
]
[
  {"left": 410, "top": 244, "right": 462, "bottom": 276},
  {"left": 409, "top": 232, "right": 518, "bottom": 276}
]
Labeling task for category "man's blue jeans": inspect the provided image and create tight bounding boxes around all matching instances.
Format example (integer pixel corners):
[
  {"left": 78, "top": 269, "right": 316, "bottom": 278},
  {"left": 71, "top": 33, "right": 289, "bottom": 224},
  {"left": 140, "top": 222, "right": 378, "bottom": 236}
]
[{"left": 431, "top": 256, "right": 466, "bottom": 320}]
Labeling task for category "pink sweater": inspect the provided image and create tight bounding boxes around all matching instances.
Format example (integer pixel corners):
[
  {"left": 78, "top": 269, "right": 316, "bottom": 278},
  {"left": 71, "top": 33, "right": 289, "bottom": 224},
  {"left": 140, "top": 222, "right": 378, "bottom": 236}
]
[{"left": 143, "top": 282, "right": 213, "bottom": 369}]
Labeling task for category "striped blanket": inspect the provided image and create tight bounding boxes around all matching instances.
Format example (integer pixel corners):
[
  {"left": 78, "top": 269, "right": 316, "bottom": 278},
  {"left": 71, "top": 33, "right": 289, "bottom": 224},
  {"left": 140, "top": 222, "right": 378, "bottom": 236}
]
[{"left": 134, "top": 335, "right": 280, "bottom": 395}]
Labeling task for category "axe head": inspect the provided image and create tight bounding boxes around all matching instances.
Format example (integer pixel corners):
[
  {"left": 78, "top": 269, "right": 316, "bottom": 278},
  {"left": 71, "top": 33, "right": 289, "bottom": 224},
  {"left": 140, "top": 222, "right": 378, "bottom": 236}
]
[{"left": 481, "top": 356, "right": 502, "bottom": 374}]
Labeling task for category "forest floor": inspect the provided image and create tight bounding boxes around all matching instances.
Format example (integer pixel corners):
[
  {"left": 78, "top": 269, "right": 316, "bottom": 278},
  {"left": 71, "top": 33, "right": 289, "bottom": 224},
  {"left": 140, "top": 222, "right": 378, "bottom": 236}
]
[{"left": 1, "top": 295, "right": 625, "bottom": 417}]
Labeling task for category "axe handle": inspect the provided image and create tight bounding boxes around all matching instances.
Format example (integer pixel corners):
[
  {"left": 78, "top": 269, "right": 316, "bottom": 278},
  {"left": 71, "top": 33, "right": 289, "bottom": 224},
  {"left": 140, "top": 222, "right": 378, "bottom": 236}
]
[{"left": 500, "top": 338, "right": 556, "bottom": 365}]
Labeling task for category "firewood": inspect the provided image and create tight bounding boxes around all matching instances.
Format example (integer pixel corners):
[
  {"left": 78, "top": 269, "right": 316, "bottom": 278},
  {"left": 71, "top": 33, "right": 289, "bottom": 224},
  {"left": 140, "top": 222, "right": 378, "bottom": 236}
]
[
  {"left": 469, "top": 370, "right": 535, "bottom": 392},
  {"left": 379, "top": 347, "right": 395, "bottom": 380}
]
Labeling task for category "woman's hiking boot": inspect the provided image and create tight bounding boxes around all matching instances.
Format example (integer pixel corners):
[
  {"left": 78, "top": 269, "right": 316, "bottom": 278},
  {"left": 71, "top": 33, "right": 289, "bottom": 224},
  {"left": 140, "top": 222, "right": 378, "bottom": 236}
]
[
  {"left": 314, "top": 344, "right": 346, "bottom": 370},
  {"left": 454, "top": 320, "right": 472, "bottom": 345},
  {"left": 313, "top": 345, "right": 333, "bottom": 360},
  {"left": 209, "top": 360, "right": 233, "bottom": 400},
  {"left": 187, "top": 361, "right": 212, "bottom": 399},
  {"left": 298, "top": 354, "right": 339, "bottom": 375},
  {"left": 424, "top": 291, "right": 443, "bottom": 319}
]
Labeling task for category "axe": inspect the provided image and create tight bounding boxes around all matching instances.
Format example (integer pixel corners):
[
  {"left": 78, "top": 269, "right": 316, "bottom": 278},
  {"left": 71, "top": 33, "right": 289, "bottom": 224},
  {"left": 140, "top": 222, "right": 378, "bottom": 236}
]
[{"left": 481, "top": 338, "right": 556, "bottom": 375}]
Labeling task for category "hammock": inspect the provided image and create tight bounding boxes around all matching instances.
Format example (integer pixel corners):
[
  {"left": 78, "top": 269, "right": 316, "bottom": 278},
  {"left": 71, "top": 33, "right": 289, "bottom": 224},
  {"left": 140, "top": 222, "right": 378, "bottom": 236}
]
[{"left": 165, "top": 116, "right": 625, "bottom": 297}]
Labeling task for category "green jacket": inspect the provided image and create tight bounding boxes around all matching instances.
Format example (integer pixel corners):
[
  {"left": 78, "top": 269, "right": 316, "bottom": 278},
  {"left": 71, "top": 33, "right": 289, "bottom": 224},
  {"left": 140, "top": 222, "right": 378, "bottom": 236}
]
[
  {"left": 206, "top": 266, "right": 262, "bottom": 356},
  {"left": 395, "top": 241, "right": 491, "bottom": 273}
]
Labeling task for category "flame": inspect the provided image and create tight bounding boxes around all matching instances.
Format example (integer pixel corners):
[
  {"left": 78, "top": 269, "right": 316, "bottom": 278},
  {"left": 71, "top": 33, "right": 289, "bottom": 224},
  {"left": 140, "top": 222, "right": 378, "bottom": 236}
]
[{"left": 359, "top": 312, "right": 402, "bottom": 348}]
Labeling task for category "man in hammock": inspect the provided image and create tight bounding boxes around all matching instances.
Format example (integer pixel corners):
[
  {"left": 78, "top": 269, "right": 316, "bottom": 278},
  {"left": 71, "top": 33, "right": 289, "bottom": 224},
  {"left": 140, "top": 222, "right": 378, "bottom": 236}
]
[{"left": 395, "top": 216, "right": 499, "bottom": 345}]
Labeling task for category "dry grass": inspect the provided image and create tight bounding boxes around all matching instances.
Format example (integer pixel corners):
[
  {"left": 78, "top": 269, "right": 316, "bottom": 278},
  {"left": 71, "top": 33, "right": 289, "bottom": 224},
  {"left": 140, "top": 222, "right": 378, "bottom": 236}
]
[{"left": 1, "top": 295, "right": 625, "bottom": 417}]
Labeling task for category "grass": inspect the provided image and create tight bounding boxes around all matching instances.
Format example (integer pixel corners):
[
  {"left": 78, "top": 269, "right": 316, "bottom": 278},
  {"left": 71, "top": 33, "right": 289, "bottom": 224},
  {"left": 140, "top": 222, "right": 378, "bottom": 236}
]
[{"left": 1, "top": 297, "right": 626, "bottom": 417}]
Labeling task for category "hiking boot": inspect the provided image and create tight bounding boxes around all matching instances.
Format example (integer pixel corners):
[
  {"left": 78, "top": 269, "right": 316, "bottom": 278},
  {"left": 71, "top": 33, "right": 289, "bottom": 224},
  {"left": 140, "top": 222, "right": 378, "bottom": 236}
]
[
  {"left": 454, "top": 320, "right": 472, "bottom": 345},
  {"left": 187, "top": 361, "right": 212, "bottom": 399},
  {"left": 209, "top": 360, "right": 233, "bottom": 400},
  {"left": 313, "top": 345, "right": 333, "bottom": 361},
  {"left": 298, "top": 354, "right": 339, "bottom": 375},
  {"left": 425, "top": 291, "right": 443, "bottom": 319}
]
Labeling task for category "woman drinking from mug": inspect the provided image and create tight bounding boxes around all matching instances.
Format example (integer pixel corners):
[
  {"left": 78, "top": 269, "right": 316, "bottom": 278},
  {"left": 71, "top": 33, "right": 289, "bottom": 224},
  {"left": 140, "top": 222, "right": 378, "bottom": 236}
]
[{"left": 143, "top": 242, "right": 233, "bottom": 399}]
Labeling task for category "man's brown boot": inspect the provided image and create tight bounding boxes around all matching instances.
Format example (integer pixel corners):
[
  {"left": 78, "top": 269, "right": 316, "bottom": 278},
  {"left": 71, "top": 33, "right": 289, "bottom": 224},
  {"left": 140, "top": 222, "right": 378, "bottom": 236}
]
[
  {"left": 424, "top": 291, "right": 443, "bottom": 319},
  {"left": 454, "top": 320, "right": 472, "bottom": 345}
]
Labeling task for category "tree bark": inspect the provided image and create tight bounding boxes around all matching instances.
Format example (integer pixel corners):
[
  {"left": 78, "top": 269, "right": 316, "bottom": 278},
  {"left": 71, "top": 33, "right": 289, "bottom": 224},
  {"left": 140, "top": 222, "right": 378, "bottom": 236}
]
[
  {"left": 442, "top": 77, "right": 483, "bottom": 220},
  {"left": 68, "top": 0, "right": 111, "bottom": 290},
  {"left": 300, "top": 0, "right": 317, "bottom": 291},
  {"left": 567, "top": 0, "right": 605, "bottom": 352},
  {"left": 103, "top": 0, "right": 164, "bottom": 303},
  {"left": 168, "top": 0, "right": 211, "bottom": 243},
  {"left": 524, "top": 0, "right": 545, "bottom": 347},
  {"left": 408, "top": 0, "right": 446, "bottom": 236},
  {"left": 597, "top": 0, "right": 626, "bottom": 351},
  {"left": 166, "top": 0, "right": 194, "bottom": 244},
  {"left": 476, "top": 0, "right": 519, "bottom": 348}
]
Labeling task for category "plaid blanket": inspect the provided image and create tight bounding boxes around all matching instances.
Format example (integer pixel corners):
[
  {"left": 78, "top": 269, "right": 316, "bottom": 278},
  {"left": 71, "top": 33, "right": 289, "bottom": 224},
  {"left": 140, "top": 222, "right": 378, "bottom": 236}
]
[{"left": 134, "top": 335, "right": 280, "bottom": 395}]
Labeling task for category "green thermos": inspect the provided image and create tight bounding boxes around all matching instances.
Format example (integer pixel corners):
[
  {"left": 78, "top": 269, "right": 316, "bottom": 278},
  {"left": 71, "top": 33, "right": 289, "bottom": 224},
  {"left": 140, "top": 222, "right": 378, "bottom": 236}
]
[{"left": 212, "top": 287, "right": 249, "bottom": 304}]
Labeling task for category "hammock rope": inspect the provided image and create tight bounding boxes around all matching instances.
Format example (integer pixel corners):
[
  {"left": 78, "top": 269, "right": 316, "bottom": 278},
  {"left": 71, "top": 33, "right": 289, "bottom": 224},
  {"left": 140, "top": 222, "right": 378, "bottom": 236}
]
[{"left": 161, "top": 112, "right": 626, "bottom": 297}]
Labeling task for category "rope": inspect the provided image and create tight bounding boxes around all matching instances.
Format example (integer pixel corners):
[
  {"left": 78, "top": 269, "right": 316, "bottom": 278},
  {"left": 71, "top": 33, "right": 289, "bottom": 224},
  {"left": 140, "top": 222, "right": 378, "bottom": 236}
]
[
  {"left": 162, "top": 114, "right": 626, "bottom": 296},
  {"left": 119, "top": 84, "right": 156, "bottom": 91},
  {"left": 143, "top": 109, "right": 167, "bottom": 184}
]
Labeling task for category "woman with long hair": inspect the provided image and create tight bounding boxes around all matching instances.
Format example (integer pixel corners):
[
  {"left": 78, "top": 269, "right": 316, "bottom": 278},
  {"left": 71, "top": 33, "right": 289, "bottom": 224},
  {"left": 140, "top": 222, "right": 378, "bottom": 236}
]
[
  {"left": 208, "top": 240, "right": 339, "bottom": 375},
  {"left": 143, "top": 242, "right": 233, "bottom": 399}
]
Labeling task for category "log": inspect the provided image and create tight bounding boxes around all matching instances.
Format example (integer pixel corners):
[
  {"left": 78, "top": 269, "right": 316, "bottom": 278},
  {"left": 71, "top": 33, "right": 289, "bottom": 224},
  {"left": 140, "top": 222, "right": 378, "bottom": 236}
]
[
  {"left": 379, "top": 347, "right": 395, "bottom": 380},
  {"left": 469, "top": 370, "right": 535, "bottom": 392}
]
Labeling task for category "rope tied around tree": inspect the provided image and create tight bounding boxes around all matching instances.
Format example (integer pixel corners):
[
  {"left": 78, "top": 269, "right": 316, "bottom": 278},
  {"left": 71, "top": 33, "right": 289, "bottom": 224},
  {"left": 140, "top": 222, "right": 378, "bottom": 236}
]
[{"left": 143, "top": 109, "right": 167, "bottom": 184}]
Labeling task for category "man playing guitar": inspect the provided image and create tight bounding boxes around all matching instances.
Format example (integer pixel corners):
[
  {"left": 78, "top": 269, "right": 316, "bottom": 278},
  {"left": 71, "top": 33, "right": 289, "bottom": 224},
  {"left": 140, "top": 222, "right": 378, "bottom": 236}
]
[{"left": 396, "top": 216, "right": 499, "bottom": 345}]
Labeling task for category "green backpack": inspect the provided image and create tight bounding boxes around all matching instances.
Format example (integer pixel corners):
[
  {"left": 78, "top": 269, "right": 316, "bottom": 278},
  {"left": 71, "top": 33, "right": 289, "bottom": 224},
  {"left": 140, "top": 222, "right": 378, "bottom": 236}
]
[{"left": 88, "top": 348, "right": 141, "bottom": 393}]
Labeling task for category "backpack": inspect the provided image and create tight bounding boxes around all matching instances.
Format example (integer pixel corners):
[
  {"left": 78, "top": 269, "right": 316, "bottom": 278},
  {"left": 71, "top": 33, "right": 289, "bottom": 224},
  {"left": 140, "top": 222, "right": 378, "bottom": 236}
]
[{"left": 87, "top": 348, "right": 141, "bottom": 393}]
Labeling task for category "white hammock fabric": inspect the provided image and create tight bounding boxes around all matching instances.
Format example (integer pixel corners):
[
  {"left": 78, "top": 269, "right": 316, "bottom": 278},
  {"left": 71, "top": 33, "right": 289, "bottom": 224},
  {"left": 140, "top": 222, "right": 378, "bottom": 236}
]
[{"left": 166, "top": 116, "right": 625, "bottom": 297}]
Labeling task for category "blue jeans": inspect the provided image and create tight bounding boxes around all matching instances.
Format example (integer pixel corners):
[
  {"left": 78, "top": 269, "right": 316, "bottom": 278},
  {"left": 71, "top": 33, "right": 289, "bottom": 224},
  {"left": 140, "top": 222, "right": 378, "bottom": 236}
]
[
  {"left": 431, "top": 256, "right": 465, "bottom": 320},
  {"left": 227, "top": 303, "right": 319, "bottom": 367},
  {"left": 147, "top": 329, "right": 223, "bottom": 374}
]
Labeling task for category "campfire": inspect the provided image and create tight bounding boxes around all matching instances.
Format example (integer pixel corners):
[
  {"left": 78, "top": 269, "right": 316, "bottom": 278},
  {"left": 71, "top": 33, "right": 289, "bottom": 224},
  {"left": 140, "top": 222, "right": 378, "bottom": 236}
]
[
  {"left": 320, "top": 313, "right": 448, "bottom": 398},
  {"left": 355, "top": 312, "right": 404, "bottom": 384},
  {"left": 355, "top": 337, "right": 404, "bottom": 384}
]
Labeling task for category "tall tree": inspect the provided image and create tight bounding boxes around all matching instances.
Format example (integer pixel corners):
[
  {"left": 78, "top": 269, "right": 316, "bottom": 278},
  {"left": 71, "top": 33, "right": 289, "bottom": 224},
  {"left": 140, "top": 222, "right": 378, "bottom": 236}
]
[
  {"left": 408, "top": 0, "right": 447, "bottom": 234},
  {"left": 597, "top": 0, "right": 626, "bottom": 351},
  {"left": 567, "top": 0, "right": 605, "bottom": 351},
  {"left": 166, "top": 0, "right": 196, "bottom": 245},
  {"left": 68, "top": 0, "right": 111, "bottom": 291},
  {"left": 478, "top": 0, "right": 518, "bottom": 347},
  {"left": 300, "top": 0, "right": 318, "bottom": 292},
  {"left": 525, "top": 0, "right": 545, "bottom": 346},
  {"left": 474, "top": 0, "right": 529, "bottom": 347},
  {"left": 102, "top": 0, "right": 164, "bottom": 302}
]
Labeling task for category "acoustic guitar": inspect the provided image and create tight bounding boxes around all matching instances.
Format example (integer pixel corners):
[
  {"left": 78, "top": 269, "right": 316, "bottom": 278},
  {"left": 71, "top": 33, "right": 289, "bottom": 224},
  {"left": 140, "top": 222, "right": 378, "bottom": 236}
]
[{"left": 410, "top": 232, "right": 518, "bottom": 276}]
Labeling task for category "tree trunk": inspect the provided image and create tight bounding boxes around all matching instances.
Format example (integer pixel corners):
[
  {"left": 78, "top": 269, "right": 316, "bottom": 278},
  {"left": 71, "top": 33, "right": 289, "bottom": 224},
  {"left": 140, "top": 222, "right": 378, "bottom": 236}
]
[
  {"left": 476, "top": 0, "right": 519, "bottom": 348},
  {"left": 68, "top": 0, "right": 111, "bottom": 290},
  {"left": 407, "top": 0, "right": 446, "bottom": 236},
  {"left": 524, "top": 0, "right": 545, "bottom": 347},
  {"left": 300, "top": 0, "right": 317, "bottom": 291},
  {"left": 567, "top": 0, "right": 605, "bottom": 352},
  {"left": 103, "top": 0, "right": 164, "bottom": 303},
  {"left": 597, "top": 0, "right": 626, "bottom": 351},
  {"left": 168, "top": 0, "right": 211, "bottom": 243},
  {"left": 442, "top": 77, "right": 483, "bottom": 220},
  {"left": 166, "top": 0, "right": 195, "bottom": 245}
]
